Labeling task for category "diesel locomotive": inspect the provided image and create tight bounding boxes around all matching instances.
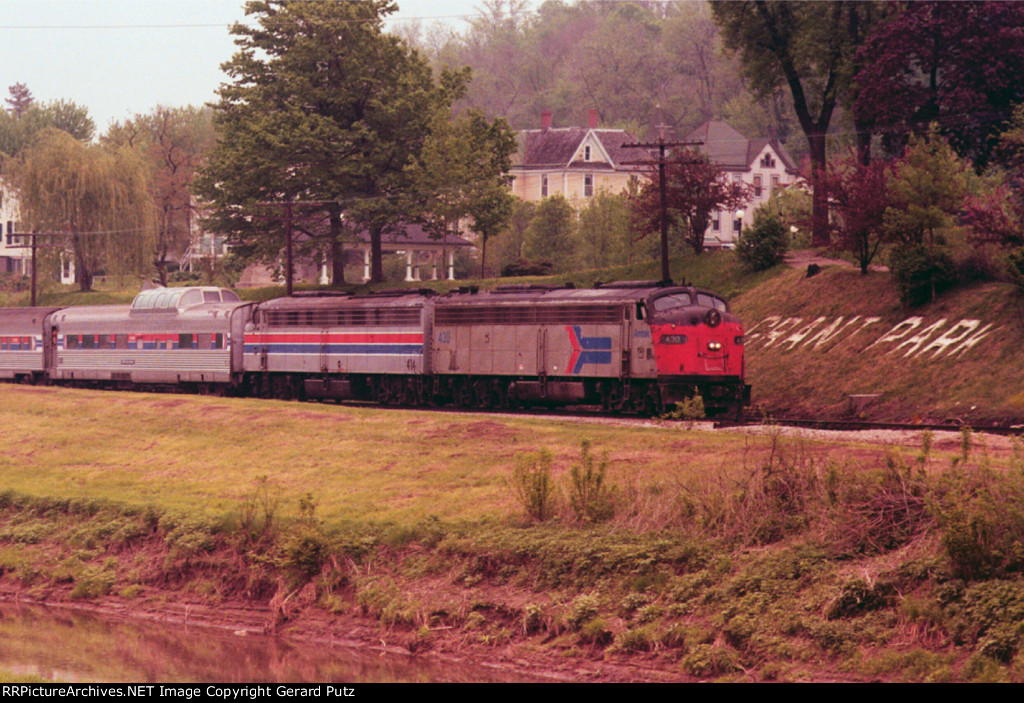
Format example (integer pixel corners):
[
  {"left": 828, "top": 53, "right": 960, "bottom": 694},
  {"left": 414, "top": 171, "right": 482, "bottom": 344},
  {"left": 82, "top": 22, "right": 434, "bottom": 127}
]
[{"left": 0, "top": 281, "right": 750, "bottom": 416}]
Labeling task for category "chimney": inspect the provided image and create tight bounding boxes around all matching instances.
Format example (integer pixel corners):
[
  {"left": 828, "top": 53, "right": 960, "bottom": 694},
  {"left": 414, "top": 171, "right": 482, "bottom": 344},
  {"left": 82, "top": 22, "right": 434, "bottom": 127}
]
[
  {"left": 587, "top": 108, "right": 598, "bottom": 129},
  {"left": 541, "top": 110, "right": 552, "bottom": 131}
]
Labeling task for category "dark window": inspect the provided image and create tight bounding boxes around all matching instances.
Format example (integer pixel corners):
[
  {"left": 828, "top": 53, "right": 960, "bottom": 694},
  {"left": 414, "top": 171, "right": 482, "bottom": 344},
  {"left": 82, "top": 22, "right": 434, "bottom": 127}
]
[
  {"left": 584, "top": 175, "right": 593, "bottom": 197},
  {"left": 179, "top": 333, "right": 194, "bottom": 349},
  {"left": 81, "top": 335, "right": 96, "bottom": 349},
  {"left": 115, "top": 335, "right": 128, "bottom": 350},
  {"left": 66, "top": 334, "right": 79, "bottom": 348}
]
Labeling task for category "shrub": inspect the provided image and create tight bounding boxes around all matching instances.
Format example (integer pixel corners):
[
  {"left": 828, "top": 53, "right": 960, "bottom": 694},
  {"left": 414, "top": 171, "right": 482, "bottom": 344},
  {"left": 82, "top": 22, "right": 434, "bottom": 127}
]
[
  {"left": 510, "top": 450, "right": 555, "bottom": 522},
  {"left": 888, "top": 244, "right": 957, "bottom": 306},
  {"left": 736, "top": 210, "right": 788, "bottom": 271},
  {"left": 567, "top": 440, "right": 615, "bottom": 523}
]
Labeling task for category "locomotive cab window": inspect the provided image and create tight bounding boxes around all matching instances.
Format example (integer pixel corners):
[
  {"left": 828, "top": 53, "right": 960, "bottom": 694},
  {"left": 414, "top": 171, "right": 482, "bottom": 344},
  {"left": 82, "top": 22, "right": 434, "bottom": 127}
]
[{"left": 652, "top": 294, "right": 692, "bottom": 312}]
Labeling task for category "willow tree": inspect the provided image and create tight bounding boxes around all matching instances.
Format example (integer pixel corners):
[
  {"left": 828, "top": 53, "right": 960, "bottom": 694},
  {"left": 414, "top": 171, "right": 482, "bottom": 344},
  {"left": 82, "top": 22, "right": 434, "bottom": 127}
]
[
  {"left": 11, "top": 129, "right": 153, "bottom": 290},
  {"left": 105, "top": 106, "right": 216, "bottom": 285}
]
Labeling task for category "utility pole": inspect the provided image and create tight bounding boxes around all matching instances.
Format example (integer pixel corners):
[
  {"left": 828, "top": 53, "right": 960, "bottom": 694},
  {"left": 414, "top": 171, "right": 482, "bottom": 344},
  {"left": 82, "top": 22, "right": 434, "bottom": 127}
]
[
  {"left": 623, "top": 113, "right": 701, "bottom": 282},
  {"left": 8, "top": 230, "right": 61, "bottom": 307}
]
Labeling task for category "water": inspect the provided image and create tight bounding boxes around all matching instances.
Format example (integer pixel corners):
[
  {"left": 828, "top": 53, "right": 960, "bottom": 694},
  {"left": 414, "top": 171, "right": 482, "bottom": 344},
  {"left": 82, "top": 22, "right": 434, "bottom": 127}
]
[{"left": 0, "top": 602, "right": 532, "bottom": 683}]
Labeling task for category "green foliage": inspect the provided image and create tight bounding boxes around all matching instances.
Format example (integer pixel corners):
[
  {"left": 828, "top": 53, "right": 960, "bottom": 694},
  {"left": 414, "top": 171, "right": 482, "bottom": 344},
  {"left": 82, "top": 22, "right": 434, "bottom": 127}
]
[
  {"left": 573, "top": 191, "right": 634, "bottom": 269},
  {"left": 522, "top": 195, "right": 576, "bottom": 271},
  {"left": 888, "top": 243, "right": 958, "bottom": 307},
  {"left": 9, "top": 129, "right": 154, "bottom": 290},
  {"left": 681, "top": 643, "right": 737, "bottom": 678},
  {"left": 663, "top": 395, "right": 706, "bottom": 425},
  {"left": 567, "top": 440, "right": 615, "bottom": 523},
  {"left": 510, "top": 450, "right": 555, "bottom": 522},
  {"left": 932, "top": 460, "right": 1024, "bottom": 580},
  {"left": 197, "top": 0, "right": 458, "bottom": 283},
  {"left": 237, "top": 475, "right": 281, "bottom": 547},
  {"left": 885, "top": 127, "right": 969, "bottom": 246},
  {"left": 736, "top": 210, "right": 788, "bottom": 271}
]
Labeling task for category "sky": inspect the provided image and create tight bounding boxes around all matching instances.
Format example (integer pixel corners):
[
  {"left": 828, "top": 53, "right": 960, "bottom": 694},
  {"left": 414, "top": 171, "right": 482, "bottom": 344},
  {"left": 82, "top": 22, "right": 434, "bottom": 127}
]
[{"left": 0, "top": 0, "right": 511, "bottom": 133}]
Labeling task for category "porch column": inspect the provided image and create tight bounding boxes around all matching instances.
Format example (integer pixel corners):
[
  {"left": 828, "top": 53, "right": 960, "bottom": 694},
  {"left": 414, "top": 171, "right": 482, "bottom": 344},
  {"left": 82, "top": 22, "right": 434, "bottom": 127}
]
[
  {"left": 405, "top": 250, "right": 414, "bottom": 282},
  {"left": 362, "top": 248, "right": 370, "bottom": 282},
  {"left": 447, "top": 250, "right": 455, "bottom": 280}
]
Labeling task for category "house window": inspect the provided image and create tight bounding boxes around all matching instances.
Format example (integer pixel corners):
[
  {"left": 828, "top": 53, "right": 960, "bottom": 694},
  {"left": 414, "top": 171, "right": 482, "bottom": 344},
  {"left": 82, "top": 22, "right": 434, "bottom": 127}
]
[
  {"left": 584, "top": 145, "right": 591, "bottom": 161},
  {"left": 771, "top": 175, "right": 780, "bottom": 195},
  {"left": 753, "top": 175, "right": 762, "bottom": 198},
  {"left": 711, "top": 214, "right": 720, "bottom": 232},
  {"left": 584, "top": 175, "right": 593, "bottom": 197},
  {"left": 760, "top": 153, "right": 776, "bottom": 168},
  {"left": 541, "top": 175, "right": 548, "bottom": 198},
  {"left": 733, "top": 216, "right": 743, "bottom": 234}
]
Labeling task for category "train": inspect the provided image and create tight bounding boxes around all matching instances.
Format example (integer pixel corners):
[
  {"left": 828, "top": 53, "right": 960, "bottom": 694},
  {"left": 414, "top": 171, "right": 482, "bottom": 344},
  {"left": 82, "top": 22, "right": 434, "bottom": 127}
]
[{"left": 0, "top": 281, "right": 750, "bottom": 416}]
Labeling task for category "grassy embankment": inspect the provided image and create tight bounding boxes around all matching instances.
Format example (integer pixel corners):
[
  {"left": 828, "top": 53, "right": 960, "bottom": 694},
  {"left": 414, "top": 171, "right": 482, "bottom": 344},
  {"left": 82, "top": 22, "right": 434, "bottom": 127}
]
[
  {"left": 4, "top": 386, "right": 1024, "bottom": 681},
  {"left": 731, "top": 266, "right": 1024, "bottom": 424}
]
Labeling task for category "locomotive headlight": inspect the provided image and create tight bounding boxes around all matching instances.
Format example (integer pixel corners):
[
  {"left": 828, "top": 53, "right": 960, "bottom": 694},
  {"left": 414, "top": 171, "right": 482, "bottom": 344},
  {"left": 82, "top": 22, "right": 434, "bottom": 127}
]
[
  {"left": 661, "top": 334, "right": 687, "bottom": 344},
  {"left": 707, "top": 340, "right": 723, "bottom": 351}
]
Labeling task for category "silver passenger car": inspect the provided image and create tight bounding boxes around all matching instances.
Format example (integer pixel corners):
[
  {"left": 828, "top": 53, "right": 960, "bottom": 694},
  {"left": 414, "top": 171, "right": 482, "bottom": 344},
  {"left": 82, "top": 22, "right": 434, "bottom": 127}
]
[
  {"left": 46, "top": 287, "right": 254, "bottom": 387},
  {"left": 0, "top": 307, "right": 62, "bottom": 382}
]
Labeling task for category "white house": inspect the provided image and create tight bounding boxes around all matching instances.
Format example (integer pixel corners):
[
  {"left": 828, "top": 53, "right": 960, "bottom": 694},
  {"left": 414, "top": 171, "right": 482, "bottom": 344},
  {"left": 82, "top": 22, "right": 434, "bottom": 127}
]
[
  {"left": 685, "top": 121, "right": 800, "bottom": 247},
  {"left": 0, "top": 181, "right": 32, "bottom": 277}
]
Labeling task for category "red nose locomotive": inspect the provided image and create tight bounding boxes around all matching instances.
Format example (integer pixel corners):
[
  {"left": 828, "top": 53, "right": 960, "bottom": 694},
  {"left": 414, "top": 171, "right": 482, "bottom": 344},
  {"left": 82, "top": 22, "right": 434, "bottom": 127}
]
[
  {"left": 0, "top": 281, "right": 749, "bottom": 416},
  {"left": 242, "top": 280, "right": 749, "bottom": 416}
]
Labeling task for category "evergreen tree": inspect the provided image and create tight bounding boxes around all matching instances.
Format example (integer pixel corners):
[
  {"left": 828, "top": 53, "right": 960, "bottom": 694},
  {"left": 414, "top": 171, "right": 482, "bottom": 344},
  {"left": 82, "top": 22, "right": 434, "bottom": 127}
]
[{"left": 196, "top": 0, "right": 452, "bottom": 283}]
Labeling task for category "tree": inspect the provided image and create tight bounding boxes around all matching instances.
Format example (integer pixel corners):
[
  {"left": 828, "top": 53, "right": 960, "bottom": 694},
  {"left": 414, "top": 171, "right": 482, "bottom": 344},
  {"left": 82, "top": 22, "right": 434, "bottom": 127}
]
[
  {"left": 407, "top": 106, "right": 517, "bottom": 278},
  {"left": 821, "top": 156, "right": 892, "bottom": 274},
  {"left": 885, "top": 128, "right": 968, "bottom": 248},
  {"left": 6, "top": 83, "right": 33, "bottom": 117},
  {"left": 630, "top": 150, "right": 749, "bottom": 255},
  {"left": 574, "top": 190, "right": 634, "bottom": 269},
  {"left": 10, "top": 129, "right": 153, "bottom": 291},
  {"left": 523, "top": 194, "right": 576, "bottom": 270},
  {"left": 196, "top": 0, "right": 450, "bottom": 284},
  {"left": 0, "top": 99, "right": 95, "bottom": 157},
  {"left": 104, "top": 106, "right": 216, "bottom": 285},
  {"left": 855, "top": 1, "right": 1024, "bottom": 170},
  {"left": 711, "top": 1, "right": 880, "bottom": 245}
]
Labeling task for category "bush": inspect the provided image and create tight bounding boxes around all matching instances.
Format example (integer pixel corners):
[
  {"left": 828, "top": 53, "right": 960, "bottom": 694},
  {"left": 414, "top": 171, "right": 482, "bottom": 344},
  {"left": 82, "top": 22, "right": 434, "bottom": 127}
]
[
  {"left": 888, "top": 244, "right": 957, "bottom": 306},
  {"left": 567, "top": 440, "right": 615, "bottom": 523},
  {"left": 510, "top": 450, "right": 555, "bottom": 522},
  {"left": 735, "top": 210, "right": 788, "bottom": 271}
]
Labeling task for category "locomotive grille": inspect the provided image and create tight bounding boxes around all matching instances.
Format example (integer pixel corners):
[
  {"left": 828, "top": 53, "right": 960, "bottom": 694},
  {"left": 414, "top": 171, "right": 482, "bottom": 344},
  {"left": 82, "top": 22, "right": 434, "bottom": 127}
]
[
  {"left": 435, "top": 305, "right": 622, "bottom": 325},
  {"left": 264, "top": 308, "right": 422, "bottom": 327}
]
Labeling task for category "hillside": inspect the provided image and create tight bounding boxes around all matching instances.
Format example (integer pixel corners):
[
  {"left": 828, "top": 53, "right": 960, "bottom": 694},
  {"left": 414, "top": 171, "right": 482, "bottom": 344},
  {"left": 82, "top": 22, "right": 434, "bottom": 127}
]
[{"left": 731, "top": 264, "right": 1024, "bottom": 425}]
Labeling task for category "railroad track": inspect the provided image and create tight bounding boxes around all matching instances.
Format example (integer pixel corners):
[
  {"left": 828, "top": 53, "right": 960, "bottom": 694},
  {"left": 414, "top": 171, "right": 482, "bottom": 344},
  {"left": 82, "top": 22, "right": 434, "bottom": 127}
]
[{"left": 713, "top": 417, "right": 1024, "bottom": 436}]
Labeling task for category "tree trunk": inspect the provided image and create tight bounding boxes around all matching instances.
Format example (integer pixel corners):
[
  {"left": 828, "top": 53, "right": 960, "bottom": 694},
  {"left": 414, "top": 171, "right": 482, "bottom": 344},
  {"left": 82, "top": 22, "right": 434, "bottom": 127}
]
[
  {"left": 370, "top": 222, "right": 384, "bottom": 283},
  {"left": 807, "top": 129, "right": 830, "bottom": 248}
]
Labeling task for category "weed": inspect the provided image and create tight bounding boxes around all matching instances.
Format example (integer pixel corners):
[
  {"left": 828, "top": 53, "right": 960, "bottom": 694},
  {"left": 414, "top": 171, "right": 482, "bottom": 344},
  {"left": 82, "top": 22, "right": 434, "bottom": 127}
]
[
  {"left": 238, "top": 475, "right": 281, "bottom": 546},
  {"left": 681, "top": 644, "right": 738, "bottom": 678},
  {"left": 615, "top": 626, "right": 653, "bottom": 652},
  {"left": 568, "top": 593, "right": 600, "bottom": 630},
  {"left": 577, "top": 618, "right": 613, "bottom": 647},
  {"left": 522, "top": 604, "right": 544, "bottom": 634},
  {"left": 663, "top": 395, "right": 705, "bottom": 426},
  {"left": 69, "top": 564, "right": 115, "bottom": 600},
  {"left": 510, "top": 450, "right": 555, "bottom": 522},
  {"left": 567, "top": 440, "right": 616, "bottom": 523},
  {"left": 824, "top": 578, "right": 892, "bottom": 620}
]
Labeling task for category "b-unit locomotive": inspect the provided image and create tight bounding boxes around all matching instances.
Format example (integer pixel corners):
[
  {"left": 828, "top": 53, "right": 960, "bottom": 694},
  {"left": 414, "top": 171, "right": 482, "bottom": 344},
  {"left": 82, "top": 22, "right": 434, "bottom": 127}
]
[{"left": 0, "top": 281, "right": 750, "bottom": 416}]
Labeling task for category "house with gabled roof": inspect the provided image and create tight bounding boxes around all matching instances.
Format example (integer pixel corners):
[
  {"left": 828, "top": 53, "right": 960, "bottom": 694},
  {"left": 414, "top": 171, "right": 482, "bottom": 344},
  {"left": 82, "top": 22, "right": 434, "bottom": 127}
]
[
  {"left": 510, "top": 109, "right": 646, "bottom": 206},
  {"left": 685, "top": 120, "right": 800, "bottom": 247}
]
